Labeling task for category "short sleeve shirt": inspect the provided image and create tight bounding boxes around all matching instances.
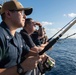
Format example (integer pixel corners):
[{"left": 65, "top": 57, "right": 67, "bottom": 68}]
[
  {"left": 31, "top": 31, "right": 41, "bottom": 46},
  {"left": 0, "top": 21, "right": 30, "bottom": 68},
  {"left": 20, "top": 29, "right": 35, "bottom": 48}
]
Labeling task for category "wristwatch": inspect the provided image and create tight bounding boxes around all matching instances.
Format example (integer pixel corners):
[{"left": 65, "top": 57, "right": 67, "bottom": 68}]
[{"left": 17, "top": 64, "right": 24, "bottom": 75}]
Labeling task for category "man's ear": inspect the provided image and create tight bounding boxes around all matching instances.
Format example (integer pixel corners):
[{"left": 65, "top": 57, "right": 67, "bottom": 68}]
[{"left": 5, "top": 10, "right": 11, "bottom": 18}]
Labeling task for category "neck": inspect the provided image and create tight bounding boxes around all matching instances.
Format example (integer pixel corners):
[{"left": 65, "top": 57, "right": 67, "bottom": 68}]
[
  {"left": 10, "top": 30, "right": 16, "bottom": 36},
  {"left": 4, "top": 20, "right": 17, "bottom": 36}
]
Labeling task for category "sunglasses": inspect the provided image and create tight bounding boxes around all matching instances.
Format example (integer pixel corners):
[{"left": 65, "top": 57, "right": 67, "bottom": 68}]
[{"left": 9, "top": 10, "right": 25, "bottom": 16}]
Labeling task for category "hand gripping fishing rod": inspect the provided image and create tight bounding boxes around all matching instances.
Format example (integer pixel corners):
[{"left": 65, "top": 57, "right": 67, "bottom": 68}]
[{"left": 39, "top": 17, "right": 76, "bottom": 55}]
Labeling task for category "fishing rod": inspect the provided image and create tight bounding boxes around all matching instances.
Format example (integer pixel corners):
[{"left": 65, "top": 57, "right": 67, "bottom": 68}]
[
  {"left": 39, "top": 17, "right": 76, "bottom": 55},
  {"left": 47, "top": 17, "right": 76, "bottom": 42},
  {"left": 63, "top": 33, "right": 76, "bottom": 40}
]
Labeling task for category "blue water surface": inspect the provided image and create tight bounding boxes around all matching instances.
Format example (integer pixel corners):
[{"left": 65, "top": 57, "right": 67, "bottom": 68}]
[{"left": 45, "top": 39, "right": 76, "bottom": 75}]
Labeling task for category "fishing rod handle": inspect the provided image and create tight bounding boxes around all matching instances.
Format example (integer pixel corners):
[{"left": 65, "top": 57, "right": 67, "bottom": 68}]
[{"left": 39, "top": 37, "right": 59, "bottom": 55}]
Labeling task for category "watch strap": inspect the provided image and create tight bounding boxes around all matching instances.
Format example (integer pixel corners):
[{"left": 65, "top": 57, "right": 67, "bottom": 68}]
[{"left": 17, "top": 64, "right": 25, "bottom": 75}]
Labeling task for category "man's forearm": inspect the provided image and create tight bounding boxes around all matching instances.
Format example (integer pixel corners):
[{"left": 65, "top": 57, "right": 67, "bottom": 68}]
[{"left": 0, "top": 66, "right": 18, "bottom": 75}]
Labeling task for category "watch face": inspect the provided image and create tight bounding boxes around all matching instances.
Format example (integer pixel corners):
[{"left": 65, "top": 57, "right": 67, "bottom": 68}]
[
  {"left": 18, "top": 68, "right": 23, "bottom": 73},
  {"left": 17, "top": 65, "right": 24, "bottom": 74}
]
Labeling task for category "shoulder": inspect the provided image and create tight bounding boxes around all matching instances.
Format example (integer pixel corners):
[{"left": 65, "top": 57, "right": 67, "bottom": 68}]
[
  {"left": 0, "top": 27, "right": 6, "bottom": 40},
  {"left": 0, "top": 27, "right": 7, "bottom": 55},
  {"left": 20, "top": 30, "right": 30, "bottom": 40},
  {"left": 20, "top": 29, "right": 28, "bottom": 36},
  {"left": 16, "top": 32, "right": 22, "bottom": 37},
  {"left": 15, "top": 32, "right": 24, "bottom": 41}
]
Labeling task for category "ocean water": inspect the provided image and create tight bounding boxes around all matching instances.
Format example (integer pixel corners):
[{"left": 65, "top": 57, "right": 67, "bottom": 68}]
[{"left": 45, "top": 39, "right": 76, "bottom": 75}]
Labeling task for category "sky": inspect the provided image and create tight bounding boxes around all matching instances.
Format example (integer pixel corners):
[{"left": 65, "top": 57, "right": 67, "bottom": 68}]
[{"left": 1, "top": 0, "right": 76, "bottom": 38}]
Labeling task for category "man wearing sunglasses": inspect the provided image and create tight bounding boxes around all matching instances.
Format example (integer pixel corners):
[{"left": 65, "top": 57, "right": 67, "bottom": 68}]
[{"left": 0, "top": 1, "right": 43, "bottom": 75}]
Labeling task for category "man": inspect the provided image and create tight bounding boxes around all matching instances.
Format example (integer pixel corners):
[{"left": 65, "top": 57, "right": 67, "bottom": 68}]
[
  {"left": 20, "top": 18, "right": 52, "bottom": 75},
  {"left": 30, "top": 26, "right": 43, "bottom": 46},
  {"left": 30, "top": 20, "right": 48, "bottom": 47},
  {"left": 39, "top": 27, "right": 48, "bottom": 44},
  {"left": 20, "top": 18, "right": 48, "bottom": 51},
  {"left": 0, "top": 1, "right": 43, "bottom": 75},
  {"left": 30, "top": 20, "right": 45, "bottom": 46}
]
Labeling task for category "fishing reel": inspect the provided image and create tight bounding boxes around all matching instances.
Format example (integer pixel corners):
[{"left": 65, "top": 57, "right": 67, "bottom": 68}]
[{"left": 38, "top": 57, "right": 55, "bottom": 74}]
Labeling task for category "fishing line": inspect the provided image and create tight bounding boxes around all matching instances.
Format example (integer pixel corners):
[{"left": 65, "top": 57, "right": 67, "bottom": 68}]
[
  {"left": 47, "top": 17, "right": 76, "bottom": 42},
  {"left": 63, "top": 32, "right": 76, "bottom": 40}
]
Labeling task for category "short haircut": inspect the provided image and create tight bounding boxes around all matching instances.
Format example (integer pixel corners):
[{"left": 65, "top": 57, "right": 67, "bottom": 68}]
[{"left": 24, "top": 18, "right": 33, "bottom": 27}]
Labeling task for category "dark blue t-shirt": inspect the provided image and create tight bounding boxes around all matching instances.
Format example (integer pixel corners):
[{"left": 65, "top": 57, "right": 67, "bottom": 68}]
[
  {"left": 20, "top": 29, "right": 35, "bottom": 48},
  {"left": 31, "top": 31, "right": 41, "bottom": 46}
]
